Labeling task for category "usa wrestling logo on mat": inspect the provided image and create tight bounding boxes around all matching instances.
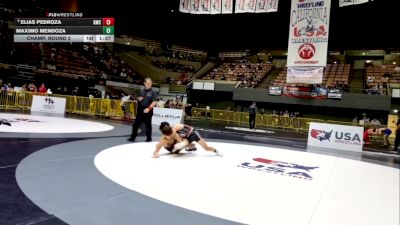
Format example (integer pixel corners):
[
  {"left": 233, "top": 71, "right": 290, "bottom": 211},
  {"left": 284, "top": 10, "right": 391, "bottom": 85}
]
[{"left": 238, "top": 157, "right": 319, "bottom": 180}]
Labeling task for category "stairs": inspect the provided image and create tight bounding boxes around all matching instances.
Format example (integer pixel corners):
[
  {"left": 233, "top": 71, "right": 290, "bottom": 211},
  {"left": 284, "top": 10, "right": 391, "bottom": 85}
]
[
  {"left": 258, "top": 67, "right": 281, "bottom": 89},
  {"left": 348, "top": 69, "right": 364, "bottom": 93}
]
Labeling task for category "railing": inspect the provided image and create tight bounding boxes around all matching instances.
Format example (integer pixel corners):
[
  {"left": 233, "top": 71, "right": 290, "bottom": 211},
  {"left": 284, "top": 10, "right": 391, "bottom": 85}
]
[
  {"left": 192, "top": 108, "right": 328, "bottom": 132},
  {"left": 191, "top": 107, "right": 387, "bottom": 134},
  {"left": 0, "top": 90, "right": 137, "bottom": 119},
  {"left": 0, "top": 90, "right": 389, "bottom": 145}
]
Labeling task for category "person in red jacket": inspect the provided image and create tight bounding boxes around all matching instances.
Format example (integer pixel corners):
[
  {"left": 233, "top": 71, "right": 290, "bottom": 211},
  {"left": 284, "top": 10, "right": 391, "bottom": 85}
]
[{"left": 38, "top": 83, "right": 47, "bottom": 94}]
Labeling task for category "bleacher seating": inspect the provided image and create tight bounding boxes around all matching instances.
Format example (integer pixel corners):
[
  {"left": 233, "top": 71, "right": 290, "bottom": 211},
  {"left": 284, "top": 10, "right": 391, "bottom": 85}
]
[
  {"left": 15, "top": 43, "right": 100, "bottom": 78},
  {"left": 170, "top": 45, "right": 207, "bottom": 61},
  {"left": 324, "top": 64, "right": 351, "bottom": 87},
  {"left": 83, "top": 44, "right": 142, "bottom": 84},
  {"left": 202, "top": 60, "right": 272, "bottom": 87},
  {"left": 366, "top": 64, "right": 399, "bottom": 86}
]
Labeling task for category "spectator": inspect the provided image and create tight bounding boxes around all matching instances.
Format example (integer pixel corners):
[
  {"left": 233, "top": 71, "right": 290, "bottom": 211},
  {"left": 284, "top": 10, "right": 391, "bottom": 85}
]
[
  {"left": 359, "top": 114, "right": 370, "bottom": 127},
  {"left": 71, "top": 87, "right": 79, "bottom": 96},
  {"left": 370, "top": 118, "right": 381, "bottom": 128},
  {"left": 38, "top": 83, "right": 47, "bottom": 94},
  {"left": 156, "top": 98, "right": 165, "bottom": 108},
  {"left": 120, "top": 93, "right": 132, "bottom": 121},
  {"left": 185, "top": 103, "right": 193, "bottom": 119}
]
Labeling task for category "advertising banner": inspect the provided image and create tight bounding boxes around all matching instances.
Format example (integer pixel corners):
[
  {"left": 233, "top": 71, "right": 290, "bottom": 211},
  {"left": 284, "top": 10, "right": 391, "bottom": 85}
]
[
  {"left": 282, "top": 86, "right": 327, "bottom": 99},
  {"left": 31, "top": 95, "right": 66, "bottom": 114},
  {"left": 268, "top": 86, "right": 283, "bottom": 96},
  {"left": 307, "top": 122, "right": 363, "bottom": 152},
  {"left": 339, "top": 0, "right": 368, "bottom": 7},
  {"left": 287, "top": 66, "right": 323, "bottom": 84},
  {"left": 152, "top": 107, "right": 184, "bottom": 126}
]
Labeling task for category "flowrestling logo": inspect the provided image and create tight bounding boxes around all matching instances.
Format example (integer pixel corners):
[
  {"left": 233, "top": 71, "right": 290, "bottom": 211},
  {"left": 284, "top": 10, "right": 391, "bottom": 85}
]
[{"left": 238, "top": 157, "right": 319, "bottom": 180}]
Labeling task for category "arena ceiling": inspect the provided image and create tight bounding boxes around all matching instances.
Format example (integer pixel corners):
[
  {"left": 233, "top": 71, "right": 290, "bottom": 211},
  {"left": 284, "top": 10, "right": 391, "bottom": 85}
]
[{"left": 5, "top": 0, "right": 399, "bottom": 50}]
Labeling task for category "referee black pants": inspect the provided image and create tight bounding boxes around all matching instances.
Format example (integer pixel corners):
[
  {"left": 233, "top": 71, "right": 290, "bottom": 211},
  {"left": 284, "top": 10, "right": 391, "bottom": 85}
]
[
  {"left": 130, "top": 108, "right": 153, "bottom": 141},
  {"left": 249, "top": 114, "right": 256, "bottom": 130}
]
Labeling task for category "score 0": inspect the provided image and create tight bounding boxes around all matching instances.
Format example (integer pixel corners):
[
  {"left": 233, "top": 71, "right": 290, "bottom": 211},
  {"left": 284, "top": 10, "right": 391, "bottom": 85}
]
[{"left": 102, "top": 18, "right": 114, "bottom": 26}]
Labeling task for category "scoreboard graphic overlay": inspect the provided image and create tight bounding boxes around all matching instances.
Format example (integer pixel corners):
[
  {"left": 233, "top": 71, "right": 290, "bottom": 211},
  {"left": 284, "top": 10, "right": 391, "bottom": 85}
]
[{"left": 14, "top": 16, "right": 115, "bottom": 43}]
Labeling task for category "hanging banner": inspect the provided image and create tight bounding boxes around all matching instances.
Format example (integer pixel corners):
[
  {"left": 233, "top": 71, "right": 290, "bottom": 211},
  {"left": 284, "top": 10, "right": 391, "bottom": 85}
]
[
  {"left": 190, "top": 0, "right": 211, "bottom": 14},
  {"left": 222, "top": 0, "right": 233, "bottom": 14},
  {"left": 234, "top": 0, "right": 257, "bottom": 13},
  {"left": 190, "top": 0, "right": 201, "bottom": 14},
  {"left": 255, "top": 0, "right": 268, "bottom": 12},
  {"left": 211, "top": 0, "right": 222, "bottom": 14},
  {"left": 179, "top": 0, "right": 191, "bottom": 13},
  {"left": 287, "top": 0, "right": 331, "bottom": 67},
  {"left": 246, "top": 0, "right": 257, "bottom": 12},
  {"left": 235, "top": 0, "right": 248, "bottom": 13},
  {"left": 287, "top": 67, "right": 323, "bottom": 84},
  {"left": 199, "top": 0, "right": 212, "bottom": 14},
  {"left": 266, "top": 0, "right": 279, "bottom": 12},
  {"left": 339, "top": 0, "right": 368, "bottom": 7},
  {"left": 255, "top": 0, "right": 279, "bottom": 13}
]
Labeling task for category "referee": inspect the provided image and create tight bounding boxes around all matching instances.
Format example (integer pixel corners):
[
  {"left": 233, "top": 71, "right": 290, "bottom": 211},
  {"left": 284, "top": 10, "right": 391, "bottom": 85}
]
[{"left": 127, "top": 78, "right": 158, "bottom": 142}]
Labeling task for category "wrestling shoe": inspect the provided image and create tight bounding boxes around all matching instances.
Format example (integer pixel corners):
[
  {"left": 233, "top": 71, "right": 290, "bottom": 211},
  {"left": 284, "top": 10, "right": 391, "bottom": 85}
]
[
  {"left": 214, "top": 149, "right": 223, "bottom": 157},
  {"left": 0, "top": 120, "right": 11, "bottom": 126},
  {"left": 186, "top": 147, "right": 197, "bottom": 151}
]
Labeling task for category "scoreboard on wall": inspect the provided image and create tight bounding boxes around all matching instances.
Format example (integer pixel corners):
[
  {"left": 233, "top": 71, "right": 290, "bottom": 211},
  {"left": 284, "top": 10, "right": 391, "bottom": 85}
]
[{"left": 14, "top": 16, "right": 115, "bottom": 43}]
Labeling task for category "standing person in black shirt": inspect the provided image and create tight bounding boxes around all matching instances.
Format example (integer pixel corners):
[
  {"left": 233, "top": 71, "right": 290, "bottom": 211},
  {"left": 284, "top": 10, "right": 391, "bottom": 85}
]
[
  {"left": 127, "top": 78, "right": 158, "bottom": 142},
  {"left": 249, "top": 101, "right": 257, "bottom": 130}
]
